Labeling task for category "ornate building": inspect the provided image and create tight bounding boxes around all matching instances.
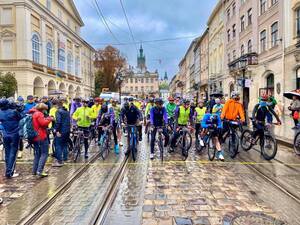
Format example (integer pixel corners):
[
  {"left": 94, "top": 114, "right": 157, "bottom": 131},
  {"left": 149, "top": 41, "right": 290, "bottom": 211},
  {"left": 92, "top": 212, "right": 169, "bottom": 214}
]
[
  {"left": 121, "top": 45, "right": 159, "bottom": 98},
  {"left": 0, "top": 0, "right": 95, "bottom": 98}
]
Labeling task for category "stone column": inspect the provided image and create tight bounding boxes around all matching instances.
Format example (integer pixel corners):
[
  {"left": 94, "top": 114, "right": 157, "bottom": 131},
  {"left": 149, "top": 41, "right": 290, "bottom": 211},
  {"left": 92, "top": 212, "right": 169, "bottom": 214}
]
[
  {"left": 53, "top": 28, "right": 58, "bottom": 69},
  {"left": 41, "top": 16, "right": 47, "bottom": 66}
]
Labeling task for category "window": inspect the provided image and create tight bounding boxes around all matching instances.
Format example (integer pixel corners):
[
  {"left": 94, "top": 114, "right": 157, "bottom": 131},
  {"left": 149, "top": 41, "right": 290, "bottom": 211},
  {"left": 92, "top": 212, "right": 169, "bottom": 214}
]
[
  {"left": 296, "top": 8, "right": 300, "bottom": 37},
  {"left": 271, "top": 22, "right": 278, "bottom": 47},
  {"left": 58, "top": 48, "right": 65, "bottom": 71},
  {"left": 46, "top": 42, "right": 53, "bottom": 68},
  {"left": 240, "top": 16, "right": 245, "bottom": 31},
  {"left": 247, "top": 39, "right": 252, "bottom": 53},
  {"left": 135, "top": 78, "right": 138, "bottom": 83},
  {"left": 46, "top": 0, "right": 51, "bottom": 10},
  {"left": 266, "top": 74, "right": 274, "bottom": 92},
  {"left": 260, "top": 0, "right": 266, "bottom": 15},
  {"left": 248, "top": 8, "right": 252, "bottom": 25},
  {"left": 232, "top": 2, "right": 236, "bottom": 15},
  {"left": 227, "top": 9, "right": 230, "bottom": 20},
  {"left": 1, "top": 8, "right": 12, "bottom": 25},
  {"left": 297, "top": 67, "right": 300, "bottom": 89},
  {"left": 130, "top": 78, "right": 133, "bottom": 83},
  {"left": 227, "top": 29, "right": 231, "bottom": 42},
  {"left": 228, "top": 53, "right": 231, "bottom": 63},
  {"left": 260, "top": 30, "right": 267, "bottom": 52},
  {"left": 233, "top": 50, "right": 236, "bottom": 60},
  {"left": 232, "top": 24, "right": 236, "bottom": 38},
  {"left": 75, "top": 56, "right": 80, "bottom": 76},
  {"left": 32, "top": 34, "right": 40, "bottom": 63},
  {"left": 271, "top": 0, "right": 278, "bottom": 6},
  {"left": 151, "top": 78, "right": 154, "bottom": 83},
  {"left": 67, "top": 53, "right": 73, "bottom": 73},
  {"left": 241, "top": 44, "right": 245, "bottom": 56},
  {"left": 141, "top": 78, "right": 144, "bottom": 83},
  {"left": 146, "top": 78, "right": 149, "bottom": 83},
  {"left": 2, "top": 40, "right": 12, "bottom": 59},
  {"left": 130, "top": 87, "right": 133, "bottom": 91},
  {"left": 135, "top": 87, "right": 138, "bottom": 91}
]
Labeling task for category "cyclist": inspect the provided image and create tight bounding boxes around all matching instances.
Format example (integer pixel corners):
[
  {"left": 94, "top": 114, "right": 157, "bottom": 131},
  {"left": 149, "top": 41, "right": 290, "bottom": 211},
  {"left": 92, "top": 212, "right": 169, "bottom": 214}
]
[
  {"left": 91, "top": 97, "right": 102, "bottom": 119},
  {"left": 166, "top": 96, "right": 177, "bottom": 118},
  {"left": 134, "top": 99, "right": 142, "bottom": 110},
  {"left": 149, "top": 98, "right": 169, "bottom": 160},
  {"left": 221, "top": 91, "right": 245, "bottom": 137},
  {"left": 251, "top": 95, "right": 281, "bottom": 143},
  {"left": 201, "top": 112, "right": 224, "bottom": 161},
  {"left": 111, "top": 99, "right": 122, "bottom": 147},
  {"left": 170, "top": 99, "right": 193, "bottom": 154},
  {"left": 72, "top": 99, "right": 94, "bottom": 158},
  {"left": 121, "top": 98, "right": 143, "bottom": 155},
  {"left": 194, "top": 100, "right": 207, "bottom": 147},
  {"left": 212, "top": 98, "right": 223, "bottom": 117},
  {"left": 70, "top": 97, "right": 82, "bottom": 126},
  {"left": 144, "top": 98, "right": 155, "bottom": 134}
]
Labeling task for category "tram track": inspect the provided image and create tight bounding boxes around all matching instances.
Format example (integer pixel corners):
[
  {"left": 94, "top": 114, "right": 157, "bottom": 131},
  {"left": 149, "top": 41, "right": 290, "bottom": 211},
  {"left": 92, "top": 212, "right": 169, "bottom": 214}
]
[
  {"left": 17, "top": 152, "right": 102, "bottom": 225},
  {"left": 91, "top": 156, "right": 129, "bottom": 225}
]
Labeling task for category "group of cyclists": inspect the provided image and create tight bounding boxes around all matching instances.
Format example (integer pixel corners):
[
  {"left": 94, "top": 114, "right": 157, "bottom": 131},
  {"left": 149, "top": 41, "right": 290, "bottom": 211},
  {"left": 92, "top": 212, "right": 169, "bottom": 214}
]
[{"left": 0, "top": 90, "right": 283, "bottom": 180}]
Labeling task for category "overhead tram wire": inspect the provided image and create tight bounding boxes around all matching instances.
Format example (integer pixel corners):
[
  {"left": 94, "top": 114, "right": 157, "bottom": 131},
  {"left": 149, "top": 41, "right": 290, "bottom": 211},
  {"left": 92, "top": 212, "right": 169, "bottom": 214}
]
[
  {"left": 119, "top": 0, "right": 138, "bottom": 52},
  {"left": 92, "top": 0, "right": 121, "bottom": 44}
]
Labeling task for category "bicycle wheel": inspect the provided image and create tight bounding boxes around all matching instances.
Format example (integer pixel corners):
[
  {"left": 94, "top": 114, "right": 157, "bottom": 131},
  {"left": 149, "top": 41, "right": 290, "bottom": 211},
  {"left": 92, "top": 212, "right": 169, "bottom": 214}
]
[
  {"left": 240, "top": 130, "right": 253, "bottom": 151},
  {"left": 73, "top": 138, "right": 82, "bottom": 162},
  {"left": 131, "top": 141, "right": 137, "bottom": 161},
  {"left": 261, "top": 134, "right": 277, "bottom": 160},
  {"left": 228, "top": 132, "right": 239, "bottom": 159},
  {"left": 99, "top": 135, "right": 107, "bottom": 160},
  {"left": 207, "top": 137, "right": 216, "bottom": 161},
  {"left": 159, "top": 137, "right": 164, "bottom": 161},
  {"left": 293, "top": 132, "right": 300, "bottom": 155}
]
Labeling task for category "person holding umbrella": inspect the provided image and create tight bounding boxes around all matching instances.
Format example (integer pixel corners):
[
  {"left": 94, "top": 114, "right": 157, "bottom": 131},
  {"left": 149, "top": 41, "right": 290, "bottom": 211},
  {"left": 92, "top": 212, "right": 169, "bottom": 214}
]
[{"left": 284, "top": 90, "right": 300, "bottom": 129}]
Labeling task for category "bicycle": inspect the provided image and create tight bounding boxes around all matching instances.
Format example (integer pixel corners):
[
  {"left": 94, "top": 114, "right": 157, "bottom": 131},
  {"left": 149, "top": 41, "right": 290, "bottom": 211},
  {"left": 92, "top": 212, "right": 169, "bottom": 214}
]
[
  {"left": 98, "top": 125, "right": 112, "bottom": 160},
  {"left": 221, "top": 120, "right": 242, "bottom": 159},
  {"left": 204, "top": 127, "right": 221, "bottom": 161},
  {"left": 173, "top": 126, "right": 192, "bottom": 160},
  {"left": 293, "top": 129, "right": 300, "bottom": 155},
  {"left": 88, "top": 122, "right": 98, "bottom": 146},
  {"left": 152, "top": 126, "right": 166, "bottom": 161},
  {"left": 72, "top": 127, "right": 89, "bottom": 162},
  {"left": 127, "top": 125, "right": 138, "bottom": 161},
  {"left": 241, "top": 119, "right": 278, "bottom": 160}
]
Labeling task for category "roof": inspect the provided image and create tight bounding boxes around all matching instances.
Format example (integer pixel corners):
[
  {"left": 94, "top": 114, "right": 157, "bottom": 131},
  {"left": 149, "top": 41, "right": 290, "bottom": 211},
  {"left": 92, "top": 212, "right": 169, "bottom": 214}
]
[
  {"left": 207, "top": 0, "right": 223, "bottom": 25},
  {"left": 68, "top": 0, "right": 84, "bottom": 26}
]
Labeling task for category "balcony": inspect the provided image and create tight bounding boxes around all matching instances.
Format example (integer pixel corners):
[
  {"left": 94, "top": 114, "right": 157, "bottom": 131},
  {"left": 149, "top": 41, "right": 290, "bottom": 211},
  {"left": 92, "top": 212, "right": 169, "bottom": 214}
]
[{"left": 228, "top": 52, "right": 258, "bottom": 73}]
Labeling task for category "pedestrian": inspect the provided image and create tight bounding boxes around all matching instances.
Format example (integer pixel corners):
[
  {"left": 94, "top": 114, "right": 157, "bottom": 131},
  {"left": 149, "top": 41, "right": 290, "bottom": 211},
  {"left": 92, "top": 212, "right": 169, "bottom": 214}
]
[
  {"left": 29, "top": 103, "right": 53, "bottom": 177},
  {"left": 0, "top": 99, "right": 22, "bottom": 178},
  {"left": 24, "top": 95, "right": 36, "bottom": 114},
  {"left": 52, "top": 99, "right": 71, "bottom": 166},
  {"left": 288, "top": 95, "right": 300, "bottom": 128},
  {"left": 16, "top": 96, "right": 25, "bottom": 159},
  {"left": 41, "top": 96, "right": 51, "bottom": 115}
]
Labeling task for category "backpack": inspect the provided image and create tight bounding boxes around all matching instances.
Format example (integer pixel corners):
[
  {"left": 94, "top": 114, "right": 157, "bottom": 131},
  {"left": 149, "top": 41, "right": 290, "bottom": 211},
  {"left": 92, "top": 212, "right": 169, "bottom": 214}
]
[{"left": 19, "top": 114, "right": 38, "bottom": 140}]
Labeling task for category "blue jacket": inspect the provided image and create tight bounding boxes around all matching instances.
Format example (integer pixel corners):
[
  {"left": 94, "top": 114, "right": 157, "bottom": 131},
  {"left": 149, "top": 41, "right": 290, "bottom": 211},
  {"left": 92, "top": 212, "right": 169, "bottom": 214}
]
[
  {"left": 201, "top": 113, "right": 222, "bottom": 129},
  {"left": 150, "top": 106, "right": 168, "bottom": 127},
  {"left": 120, "top": 105, "right": 142, "bottom": 125},
  {"left": 55, "top": 107, "right": 71, "bottom": 135},
  {"left": 0, "top": 108, "right": 22, "bottom": 136},
  {"left": 24, "top": 102, "right": 36, "bottom": 114}
]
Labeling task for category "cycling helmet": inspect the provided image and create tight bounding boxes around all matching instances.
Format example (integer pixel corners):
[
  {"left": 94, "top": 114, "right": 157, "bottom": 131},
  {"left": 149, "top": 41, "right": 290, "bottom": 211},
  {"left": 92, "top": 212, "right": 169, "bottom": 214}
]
[
  {"left": 149, "top": 98, "right": 154, "bottom": 103},
  {"left": 183, "top": 99, "right": 190, "bottom": 104},
  {"left": 74, "top": 97, "right": 81, "bottom": 102},
  {"left": 168, "top": 96, "right": 174, "bottom": 101},
  {"left": 27, "top": 95, "right": 34, "bottom": 101},
  {"left": 231, "top": 91, "right": 240, "bottom": 99},
  {"left": 94, "top": 97, "right": 101, "bottom": 103},
  {"left": 124, "top": 97, "right": 128, "bottom": 101},
  {"left": 17, "top": 96, "right": 24, "bottom": 102},
  {"left": 82, "top": 98, "right": 89, "bottom": 103},
  {"left": 124, "top": 102, "right": 130, "bottom": 109},
  {"left": 128, "top": 97, "right": 134, "bottom": 102},
  {"left": 0, "top": 99, "right": 9, "bottom": 109},
  {"left": 7, "top": 97, "right": 16, "bottom": 109},
  {"left": 155, "top": 98, "right": 164, "bottom": 105}
]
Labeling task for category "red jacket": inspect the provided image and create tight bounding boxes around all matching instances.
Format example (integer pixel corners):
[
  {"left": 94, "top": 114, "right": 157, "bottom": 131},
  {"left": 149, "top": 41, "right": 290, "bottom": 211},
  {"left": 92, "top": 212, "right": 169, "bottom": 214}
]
[{"left": 29, "top": 108, "right": 52, "bottom": 142}]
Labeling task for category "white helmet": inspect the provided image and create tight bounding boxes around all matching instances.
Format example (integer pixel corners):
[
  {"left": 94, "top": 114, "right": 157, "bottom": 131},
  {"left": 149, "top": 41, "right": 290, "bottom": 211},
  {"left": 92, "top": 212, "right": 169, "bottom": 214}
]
[{"left": 231, "top": 91, "right": 240, "bottom": 98}]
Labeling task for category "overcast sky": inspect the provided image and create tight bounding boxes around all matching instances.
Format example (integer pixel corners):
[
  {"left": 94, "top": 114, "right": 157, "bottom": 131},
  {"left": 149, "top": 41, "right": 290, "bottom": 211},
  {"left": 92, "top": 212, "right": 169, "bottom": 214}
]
[{"left": 74, "top": 0, "right": 218, "bottom": 79}]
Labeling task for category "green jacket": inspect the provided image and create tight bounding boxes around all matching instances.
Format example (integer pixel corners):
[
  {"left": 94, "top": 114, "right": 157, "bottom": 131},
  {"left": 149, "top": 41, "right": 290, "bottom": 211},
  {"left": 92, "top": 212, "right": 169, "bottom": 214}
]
[
  {"left": 145, "top": 103, "right": 154, "bottom": 117},
  {"left": 72, "top": 106, "right": 94, "bottom": 128},
  {"left": 166, "top": 103, "right": 177, "bottom": 118},
  {"left": 111, "top": 105, "right": 121, "bottom": 121}
]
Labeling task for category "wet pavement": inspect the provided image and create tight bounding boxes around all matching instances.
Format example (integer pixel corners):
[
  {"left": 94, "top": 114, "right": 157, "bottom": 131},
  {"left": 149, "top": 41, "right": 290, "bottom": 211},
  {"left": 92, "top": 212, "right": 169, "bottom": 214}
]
[{"left": 0, "top": 130, "right": 299, "bottom": 225}]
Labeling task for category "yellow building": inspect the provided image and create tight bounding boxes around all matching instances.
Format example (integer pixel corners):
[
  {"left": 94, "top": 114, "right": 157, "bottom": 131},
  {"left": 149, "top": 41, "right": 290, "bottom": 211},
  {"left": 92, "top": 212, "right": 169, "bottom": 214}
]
[{"left": 0, "top": 0, "right": 95, "bottom": 98}]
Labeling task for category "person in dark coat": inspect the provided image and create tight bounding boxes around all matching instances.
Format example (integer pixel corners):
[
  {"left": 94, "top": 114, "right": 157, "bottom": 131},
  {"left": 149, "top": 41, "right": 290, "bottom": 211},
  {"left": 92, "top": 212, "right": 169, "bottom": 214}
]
[
  {"left": 52, "top": 100, "right": 71, "bottom": 166},
  {"left": 0, "top": 99, "right": 22, "bottom": 178}
]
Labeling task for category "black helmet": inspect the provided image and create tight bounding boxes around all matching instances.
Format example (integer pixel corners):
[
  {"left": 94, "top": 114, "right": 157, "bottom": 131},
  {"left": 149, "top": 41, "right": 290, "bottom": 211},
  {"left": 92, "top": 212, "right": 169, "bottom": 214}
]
[
  {"left": 101, "top": 103, "right": 108, "bottom": 113},
  {"left": 128, "top": 97, "right": 134, "bottom": 102},
  {"left": 124, "top": 102, "right": 130, "bottom": 109},
  {"left": 0, "top": 98, "right": 9, "bottom": 109},
  {"left": 183, "top": 99, "right": 190, "bottom": 104},
  {"left": 155, "top": 98, "right": 163, "bottom": 105}
]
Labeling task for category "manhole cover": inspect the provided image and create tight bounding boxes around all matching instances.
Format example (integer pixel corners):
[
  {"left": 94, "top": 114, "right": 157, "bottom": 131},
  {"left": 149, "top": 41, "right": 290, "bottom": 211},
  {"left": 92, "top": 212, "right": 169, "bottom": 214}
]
[{"left": 223, "top": 212, "right": 286, "bottom": 225}]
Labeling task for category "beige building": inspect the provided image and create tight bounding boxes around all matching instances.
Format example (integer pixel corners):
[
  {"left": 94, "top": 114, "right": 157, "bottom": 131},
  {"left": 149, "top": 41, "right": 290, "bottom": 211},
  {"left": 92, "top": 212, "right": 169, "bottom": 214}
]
[
  {"left": 121, "top": 46, "right": 159, "bottom": 98},
  {"left": 0, "top": 0, "right": 95, "bottom": 98},
  {"left": 207, "top": 0, "right": 225, "bottom": 96},
  {"left": 198, "top": 28, "right": 209, "bottom": 101}
]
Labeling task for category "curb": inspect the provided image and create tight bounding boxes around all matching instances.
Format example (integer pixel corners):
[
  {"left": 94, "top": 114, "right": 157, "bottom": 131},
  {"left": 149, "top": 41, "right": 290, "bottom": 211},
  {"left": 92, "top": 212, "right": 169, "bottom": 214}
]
[{"left": 275, "top": 136, "right": 293, "bottom": 148}]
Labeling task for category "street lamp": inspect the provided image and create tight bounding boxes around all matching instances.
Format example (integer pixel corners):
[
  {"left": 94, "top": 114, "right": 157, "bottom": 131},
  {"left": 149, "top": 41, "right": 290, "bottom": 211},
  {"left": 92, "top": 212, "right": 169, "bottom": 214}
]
[
  {"left": 116, "top": 72, "right": 124, "bottom": 103},
  {"left": 240, "top": 57, "right": 248, "bottom": 113}
]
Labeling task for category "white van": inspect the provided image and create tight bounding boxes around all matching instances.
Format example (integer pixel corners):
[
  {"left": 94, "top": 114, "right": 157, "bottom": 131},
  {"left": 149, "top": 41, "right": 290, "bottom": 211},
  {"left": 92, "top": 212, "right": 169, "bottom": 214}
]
[{"left": 100, "top": 92, "right": 120, "bottom": 101}]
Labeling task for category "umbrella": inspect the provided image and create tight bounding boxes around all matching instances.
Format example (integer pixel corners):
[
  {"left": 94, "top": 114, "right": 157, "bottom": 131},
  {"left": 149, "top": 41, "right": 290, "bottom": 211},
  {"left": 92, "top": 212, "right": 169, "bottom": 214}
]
[
  {"left": 283, "top": 89, "right": 300, "bottom": 100},
  {"left": 210, "top": 92, "right": 223, "bottom": 98},
  {"left": 48, "top": 90, "right": 63, "bottom": 96}
]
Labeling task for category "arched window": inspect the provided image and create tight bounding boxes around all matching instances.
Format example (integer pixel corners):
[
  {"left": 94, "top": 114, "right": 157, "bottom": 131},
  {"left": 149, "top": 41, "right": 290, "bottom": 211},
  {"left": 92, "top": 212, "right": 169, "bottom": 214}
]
[
  {"left": 266, "top": 73, "right": 274, "bottom": 95},
  {"left": 75, "top": 56, "right": 80, "bottom": 76},
  {"left": 67, "top": 53, "right": 73, "bottom": 74},
  {"left": 247, "top": 40, "right": 252, "bottom": 53},
  {"left": 32, "top": 34, "right": 40, "bottom": 63},
  {"left": 297, "top": 67, "right": 300, "bottom": 89},
  {"left": 241, "top": 44, "right": 245, "bottom": 56},
  {"left": 46, "top": 42, "right": 53, "bottom": 68}
]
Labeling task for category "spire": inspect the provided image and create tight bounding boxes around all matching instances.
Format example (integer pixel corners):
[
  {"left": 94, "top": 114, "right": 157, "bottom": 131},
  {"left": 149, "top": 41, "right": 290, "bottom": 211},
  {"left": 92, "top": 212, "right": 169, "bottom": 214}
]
[
  {"left": 139, "top": 44, "right": 144, "bottom": 57},
  {"left": 164, "top": 71, "right": 168, "bottom": 80}
]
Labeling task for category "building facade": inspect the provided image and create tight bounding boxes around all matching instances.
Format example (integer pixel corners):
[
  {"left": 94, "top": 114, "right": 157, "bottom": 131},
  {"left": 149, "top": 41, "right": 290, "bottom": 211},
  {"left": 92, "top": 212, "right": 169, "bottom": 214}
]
[
  {"left": 121, "top": 46, "right": 159, "bottom": 98},
  {"left": 0, "top": 0, "right": 95, "bottom": 98},
  {"left": 207, "top": 0, "right": 225, "bottom": 95}
]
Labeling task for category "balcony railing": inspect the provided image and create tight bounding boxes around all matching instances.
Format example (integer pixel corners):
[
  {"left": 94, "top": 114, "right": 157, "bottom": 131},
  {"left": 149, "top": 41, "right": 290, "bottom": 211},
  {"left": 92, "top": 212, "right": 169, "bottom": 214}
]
[{"left": 228, "top": 52, "right": 258, "bottom": 72}]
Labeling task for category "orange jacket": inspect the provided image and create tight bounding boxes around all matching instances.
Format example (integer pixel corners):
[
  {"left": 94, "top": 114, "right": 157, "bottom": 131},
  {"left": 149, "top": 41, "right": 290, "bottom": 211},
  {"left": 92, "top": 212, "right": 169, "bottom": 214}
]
[{"left": 221, "top": 99, "right": 245, "bottom": 122}]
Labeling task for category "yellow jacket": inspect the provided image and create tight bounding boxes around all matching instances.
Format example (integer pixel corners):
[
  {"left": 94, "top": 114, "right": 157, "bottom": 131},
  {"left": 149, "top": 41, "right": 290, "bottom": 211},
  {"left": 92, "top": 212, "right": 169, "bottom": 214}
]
[{"left": 91, "top": 104, "right": 101, "bottom": 118}]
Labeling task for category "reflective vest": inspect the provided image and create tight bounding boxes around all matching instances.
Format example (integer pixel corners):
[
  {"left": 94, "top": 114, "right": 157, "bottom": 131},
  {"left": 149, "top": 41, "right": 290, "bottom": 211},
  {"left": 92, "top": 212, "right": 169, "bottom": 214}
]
[
  {"left": 178, "top": 106, "right": 190, "bottom": 125},
  {"left": 195, "top": 107, "right": 206, "bottom": 123}
]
